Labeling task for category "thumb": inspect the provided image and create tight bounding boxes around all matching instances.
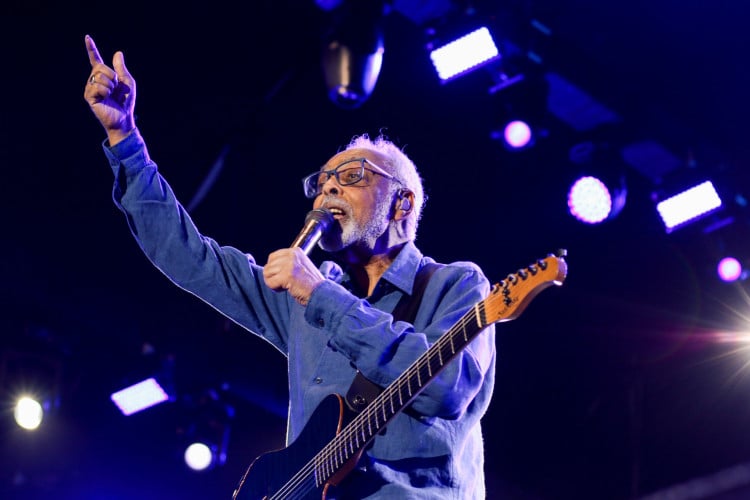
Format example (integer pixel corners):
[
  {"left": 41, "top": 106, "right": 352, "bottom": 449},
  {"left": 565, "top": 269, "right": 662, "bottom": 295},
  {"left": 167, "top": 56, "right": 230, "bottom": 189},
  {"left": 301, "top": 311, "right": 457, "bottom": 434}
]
[{"left": 113, "top": 51, "right": 134, "bottom": 86}]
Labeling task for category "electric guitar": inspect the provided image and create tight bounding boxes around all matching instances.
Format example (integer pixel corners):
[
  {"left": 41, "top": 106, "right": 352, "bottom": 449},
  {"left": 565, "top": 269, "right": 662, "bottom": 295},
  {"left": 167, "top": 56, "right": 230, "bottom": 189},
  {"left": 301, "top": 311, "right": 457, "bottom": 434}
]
[{"left": 233, "top": 251, "right": 568, "bottom": 500}]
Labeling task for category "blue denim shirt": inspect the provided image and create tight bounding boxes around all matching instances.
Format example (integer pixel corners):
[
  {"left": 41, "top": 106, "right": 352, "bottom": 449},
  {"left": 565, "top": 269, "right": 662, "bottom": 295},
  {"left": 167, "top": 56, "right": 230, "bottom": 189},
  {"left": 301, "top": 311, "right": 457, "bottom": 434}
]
[{"left": 104, "top": 130, "right": 496, "bottom": 499}]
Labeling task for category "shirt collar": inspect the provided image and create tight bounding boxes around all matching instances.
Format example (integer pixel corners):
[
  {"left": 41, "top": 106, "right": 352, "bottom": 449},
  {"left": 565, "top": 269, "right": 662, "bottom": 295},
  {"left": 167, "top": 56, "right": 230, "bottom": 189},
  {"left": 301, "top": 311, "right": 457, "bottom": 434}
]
[
  {"left": 325, "top": 241, "right": 425, "bottom": 296},
  {"left": 378, "top": 241, "right": 424, "bottom": 295}
]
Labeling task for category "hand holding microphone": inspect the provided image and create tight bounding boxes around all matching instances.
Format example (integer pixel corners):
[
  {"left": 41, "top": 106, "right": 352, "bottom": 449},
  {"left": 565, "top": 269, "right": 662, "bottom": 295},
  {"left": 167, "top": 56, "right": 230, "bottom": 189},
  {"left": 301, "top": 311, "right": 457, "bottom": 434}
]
[{"left": 263, "top": 209, "right": 334, "bottom": 305}]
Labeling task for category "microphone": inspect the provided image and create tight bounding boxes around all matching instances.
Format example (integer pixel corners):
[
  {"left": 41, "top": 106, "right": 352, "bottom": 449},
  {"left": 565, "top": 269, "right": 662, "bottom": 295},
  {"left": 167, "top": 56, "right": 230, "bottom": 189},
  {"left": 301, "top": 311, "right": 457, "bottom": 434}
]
[{"left": 291, "top": 208, "right": 335, "bottom": 255}]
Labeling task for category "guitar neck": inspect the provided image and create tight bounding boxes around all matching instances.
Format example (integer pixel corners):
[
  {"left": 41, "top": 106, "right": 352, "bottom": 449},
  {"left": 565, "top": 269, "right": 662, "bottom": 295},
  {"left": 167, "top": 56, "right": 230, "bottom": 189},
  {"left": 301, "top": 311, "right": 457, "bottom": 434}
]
[{"left": 313, "top": 304, "right": 488, "bottom": 482}]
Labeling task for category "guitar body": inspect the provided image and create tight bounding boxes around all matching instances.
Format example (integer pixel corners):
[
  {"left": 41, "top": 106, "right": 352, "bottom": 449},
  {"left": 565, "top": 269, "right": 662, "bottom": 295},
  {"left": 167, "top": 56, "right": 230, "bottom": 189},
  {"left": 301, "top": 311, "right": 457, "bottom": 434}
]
[{"left": 233, "top": 393, "right": 356, "bottom": 500}]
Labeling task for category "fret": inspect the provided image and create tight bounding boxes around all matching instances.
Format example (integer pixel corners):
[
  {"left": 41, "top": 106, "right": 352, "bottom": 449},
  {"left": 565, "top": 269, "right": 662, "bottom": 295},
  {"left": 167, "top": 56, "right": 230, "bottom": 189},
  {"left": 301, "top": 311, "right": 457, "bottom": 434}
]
[{"left": 474, "top": 303, "right": 484, "bottom": 329}]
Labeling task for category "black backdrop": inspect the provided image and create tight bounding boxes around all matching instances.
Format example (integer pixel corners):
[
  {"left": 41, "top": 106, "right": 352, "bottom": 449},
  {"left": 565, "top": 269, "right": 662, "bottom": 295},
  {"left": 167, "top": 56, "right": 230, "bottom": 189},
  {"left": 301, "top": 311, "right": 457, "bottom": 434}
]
[{"left": 3, "top": 3, "right": 750, "bottom": 499}]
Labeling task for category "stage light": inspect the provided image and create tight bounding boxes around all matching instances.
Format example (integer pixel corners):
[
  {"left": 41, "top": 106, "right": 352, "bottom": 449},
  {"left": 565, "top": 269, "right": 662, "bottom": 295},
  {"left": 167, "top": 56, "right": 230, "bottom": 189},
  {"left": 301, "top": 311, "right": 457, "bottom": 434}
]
[
  {"left": 491, "top": 119, "right": 537, "bottom": 151},
  {"left": 717, "top": 257, "right": 743, "bottom": 282},
  {"left": 1, "top": 348, "right": 63, "bottom": 428},
  {"left": 184, "top": 442, "right": 214, "bottom": 472},
  {"left": 488, "top": 62, "right": 550, "bottom": 153},
  {"left": 566, "top": 141, "right": 627, "bottom": 224},
  {"left": 568, "top": 176, "right": 624, "bottom": 224},
  {"left": 180, "top": 389, "right": 234, "bottom": 471},
  {"left": 429, "top": 26, "right": 499, "bottom": 82},
  {"left": 14, "top": 396, "right": 44, "bottom": 430},
  {"left": 110, "top": 377, "right": 170, "bottom": 416},
  {"left": 502, "top": 120, "right": 533, "bottom": 149},
  {"left": 655, "top": 180, "right": 723, "bottom": 233},
  {"left": 321, "top": 0, "right": 385, "bottom": 109}
]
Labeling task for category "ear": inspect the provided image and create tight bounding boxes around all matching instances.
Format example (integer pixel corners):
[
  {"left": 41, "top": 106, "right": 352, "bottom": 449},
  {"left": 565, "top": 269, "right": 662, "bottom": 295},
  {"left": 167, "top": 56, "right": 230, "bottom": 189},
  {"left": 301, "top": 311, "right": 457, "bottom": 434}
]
[{"left": 394, "top": 190, "right": 414, "bottom": 220}]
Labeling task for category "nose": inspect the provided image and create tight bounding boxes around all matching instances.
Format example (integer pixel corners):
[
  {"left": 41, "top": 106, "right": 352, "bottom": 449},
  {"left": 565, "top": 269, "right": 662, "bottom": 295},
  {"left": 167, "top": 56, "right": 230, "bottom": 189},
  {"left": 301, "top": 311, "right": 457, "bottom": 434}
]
[{"left": 321, "top": 174, "right": 340, "bottom": 196}]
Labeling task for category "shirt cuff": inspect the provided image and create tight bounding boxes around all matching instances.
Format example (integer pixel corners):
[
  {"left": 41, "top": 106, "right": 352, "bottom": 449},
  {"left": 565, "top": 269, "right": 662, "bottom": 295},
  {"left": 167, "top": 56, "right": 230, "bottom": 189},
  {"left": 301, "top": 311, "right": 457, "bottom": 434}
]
[
  {"left": 304, "top": 279, "right": 358, "bottom": 333},
  {"left": 102, "top": 128, "right": 153, "bottom": 176}
]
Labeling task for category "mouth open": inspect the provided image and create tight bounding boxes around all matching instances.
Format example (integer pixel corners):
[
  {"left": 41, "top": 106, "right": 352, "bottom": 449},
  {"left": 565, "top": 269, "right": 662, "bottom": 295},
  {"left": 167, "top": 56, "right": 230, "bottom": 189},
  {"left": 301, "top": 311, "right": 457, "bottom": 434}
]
[{"left": 326, "top": 207, "right": 346, "bottom": 220}]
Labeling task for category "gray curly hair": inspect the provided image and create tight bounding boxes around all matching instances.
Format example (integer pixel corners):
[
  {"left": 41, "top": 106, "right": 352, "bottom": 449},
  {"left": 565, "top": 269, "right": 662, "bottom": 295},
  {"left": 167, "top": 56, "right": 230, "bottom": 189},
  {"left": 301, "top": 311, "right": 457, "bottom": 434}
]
[{"left": 345, "top": 134, "right": 426, "bottom": 240}]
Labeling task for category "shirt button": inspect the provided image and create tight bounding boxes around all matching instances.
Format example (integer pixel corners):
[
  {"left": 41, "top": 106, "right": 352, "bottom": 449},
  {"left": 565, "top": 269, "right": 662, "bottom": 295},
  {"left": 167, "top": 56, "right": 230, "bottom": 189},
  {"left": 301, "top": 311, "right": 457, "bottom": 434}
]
[
  {"left": 313, "top": 377, "right": 323, "bottom": 384},
  {"left": 316, "top": 318, "right": 325, "bottom": 327}
]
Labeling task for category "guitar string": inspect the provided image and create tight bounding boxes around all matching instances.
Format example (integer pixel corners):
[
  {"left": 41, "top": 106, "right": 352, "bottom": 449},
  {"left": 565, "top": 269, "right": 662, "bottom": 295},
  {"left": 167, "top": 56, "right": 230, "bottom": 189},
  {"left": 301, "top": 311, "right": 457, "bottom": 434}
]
[{"left": 270, "top": 305, "right": 486, "bottom": 499}]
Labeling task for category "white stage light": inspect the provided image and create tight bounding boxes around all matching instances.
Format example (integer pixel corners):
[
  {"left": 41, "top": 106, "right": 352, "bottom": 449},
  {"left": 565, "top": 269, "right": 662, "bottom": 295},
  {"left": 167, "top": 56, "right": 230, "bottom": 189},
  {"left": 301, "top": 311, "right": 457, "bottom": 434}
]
[
  {"left": 656, "top": 181, "right": 722, "bottom": 232},
  {"left": 110, "top": 377, "right": 170, "bottom": 416},
  {"left": 430, "top": 27, "right": 499, "bottom": 82}
]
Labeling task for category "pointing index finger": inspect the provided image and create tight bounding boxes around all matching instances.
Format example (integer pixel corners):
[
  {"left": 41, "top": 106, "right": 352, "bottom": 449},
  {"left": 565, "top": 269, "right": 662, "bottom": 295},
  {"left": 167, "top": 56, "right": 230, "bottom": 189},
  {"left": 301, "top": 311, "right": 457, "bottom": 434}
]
[{"left": 85, "top": 34, "right": 104, "bottom": 67}]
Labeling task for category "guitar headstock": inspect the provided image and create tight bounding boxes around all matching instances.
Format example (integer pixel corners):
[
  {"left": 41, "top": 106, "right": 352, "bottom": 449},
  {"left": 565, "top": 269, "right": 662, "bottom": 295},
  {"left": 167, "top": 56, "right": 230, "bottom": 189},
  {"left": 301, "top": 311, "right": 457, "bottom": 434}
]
[{"left": 482, "top": 250, "right": 567, "bottom": 325}]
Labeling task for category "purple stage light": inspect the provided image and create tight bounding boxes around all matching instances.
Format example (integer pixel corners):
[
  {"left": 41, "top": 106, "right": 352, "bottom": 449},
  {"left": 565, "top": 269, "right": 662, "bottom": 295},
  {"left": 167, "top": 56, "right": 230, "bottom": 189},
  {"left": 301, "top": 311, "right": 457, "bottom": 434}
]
[
  {"left": 717, "top": 257, "right": 742, "bottom": 282},
  {"left": 503, "top": 120, "right": 533, "bottom": 149}
]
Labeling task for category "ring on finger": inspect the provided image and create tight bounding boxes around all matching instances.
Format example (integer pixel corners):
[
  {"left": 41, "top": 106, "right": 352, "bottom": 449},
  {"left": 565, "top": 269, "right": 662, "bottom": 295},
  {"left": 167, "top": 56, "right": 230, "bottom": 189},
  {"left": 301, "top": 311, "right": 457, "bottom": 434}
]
[{"left": 89, "top": 74, "right": 96, "bottom": 84}]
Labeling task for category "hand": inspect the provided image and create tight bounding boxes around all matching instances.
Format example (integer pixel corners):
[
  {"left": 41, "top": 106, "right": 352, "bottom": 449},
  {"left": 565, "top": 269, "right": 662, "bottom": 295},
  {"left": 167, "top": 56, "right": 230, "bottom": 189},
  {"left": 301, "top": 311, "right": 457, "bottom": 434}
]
[
  {"left": 83, "top": 35, "right": 136, "bottom": 145},
  {"left": 263, "top": 248, "right": 325, "bottom": 306}
]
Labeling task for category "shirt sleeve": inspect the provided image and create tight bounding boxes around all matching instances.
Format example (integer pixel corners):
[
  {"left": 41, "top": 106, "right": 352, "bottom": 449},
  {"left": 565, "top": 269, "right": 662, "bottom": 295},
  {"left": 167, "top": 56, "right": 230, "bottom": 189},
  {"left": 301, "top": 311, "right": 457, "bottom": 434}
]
[
  {"left": 304, "top": 263, "right": 495, "bottom": 420},
  {"left": 103, "top": 130, "right": 293, "bottom": 354}
]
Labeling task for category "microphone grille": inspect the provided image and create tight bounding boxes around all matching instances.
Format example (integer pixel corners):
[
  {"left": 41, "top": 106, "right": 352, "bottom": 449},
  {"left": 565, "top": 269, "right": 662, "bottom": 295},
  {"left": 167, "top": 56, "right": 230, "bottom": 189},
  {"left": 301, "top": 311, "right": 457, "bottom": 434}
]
[{"left": 305, "top": 208, "right": 334, "bottom": 230}]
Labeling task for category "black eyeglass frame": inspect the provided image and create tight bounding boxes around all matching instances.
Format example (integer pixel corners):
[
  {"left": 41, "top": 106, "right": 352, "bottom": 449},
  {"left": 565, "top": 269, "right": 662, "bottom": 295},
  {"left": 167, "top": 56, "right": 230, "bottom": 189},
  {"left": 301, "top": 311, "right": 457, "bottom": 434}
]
[{"left": 302, "top": 157, "right": 403, "bottom": 199}]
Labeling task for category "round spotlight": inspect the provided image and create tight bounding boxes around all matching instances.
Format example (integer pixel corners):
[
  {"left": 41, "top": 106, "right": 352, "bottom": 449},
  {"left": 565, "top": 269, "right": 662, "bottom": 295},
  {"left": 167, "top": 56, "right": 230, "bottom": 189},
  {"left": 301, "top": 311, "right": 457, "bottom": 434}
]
[
  {"left": 14, "top": 396, "right": 44, "bottom": 430},
  {"left": 184, "top": 442, "right": 214, "bottom": 471},
  {"left": 503, "top": 120, "right": 533, "bottom": 149},
  {"left": 568, "top": 176, "right": 613, "bottom": 224},
  {"left": 717, "top": 257, "right": 743, "bottom": 282}
]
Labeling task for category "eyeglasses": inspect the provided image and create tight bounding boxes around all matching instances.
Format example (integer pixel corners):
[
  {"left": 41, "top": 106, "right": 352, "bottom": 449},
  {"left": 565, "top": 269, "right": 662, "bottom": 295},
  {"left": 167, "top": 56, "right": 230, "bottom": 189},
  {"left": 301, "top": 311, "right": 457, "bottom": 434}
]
[{"left": 302, "top": 157, "right": 403, "bottom": 199}]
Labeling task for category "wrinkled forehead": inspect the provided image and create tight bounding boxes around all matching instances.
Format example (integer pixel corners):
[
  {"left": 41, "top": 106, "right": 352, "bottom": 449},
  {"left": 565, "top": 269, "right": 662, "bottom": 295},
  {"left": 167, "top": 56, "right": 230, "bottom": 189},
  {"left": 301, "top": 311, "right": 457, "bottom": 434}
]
[{"left": 323, "top": 148, "right": 390, "bottom": 172}]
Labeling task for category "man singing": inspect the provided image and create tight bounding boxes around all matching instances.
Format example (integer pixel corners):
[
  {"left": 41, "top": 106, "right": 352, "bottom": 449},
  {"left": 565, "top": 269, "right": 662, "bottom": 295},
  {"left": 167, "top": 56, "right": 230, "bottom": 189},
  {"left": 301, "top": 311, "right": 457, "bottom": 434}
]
[{"left": 84, "top": 34, "right": 496, "bottom": 498}]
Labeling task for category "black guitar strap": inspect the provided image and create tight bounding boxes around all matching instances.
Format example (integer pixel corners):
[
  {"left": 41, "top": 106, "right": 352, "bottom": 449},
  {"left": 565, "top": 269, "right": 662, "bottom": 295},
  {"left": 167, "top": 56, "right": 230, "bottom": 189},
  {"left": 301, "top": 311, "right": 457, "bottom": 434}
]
[{"left": 345, "top": 262, "right": 443, "bottom": 412}]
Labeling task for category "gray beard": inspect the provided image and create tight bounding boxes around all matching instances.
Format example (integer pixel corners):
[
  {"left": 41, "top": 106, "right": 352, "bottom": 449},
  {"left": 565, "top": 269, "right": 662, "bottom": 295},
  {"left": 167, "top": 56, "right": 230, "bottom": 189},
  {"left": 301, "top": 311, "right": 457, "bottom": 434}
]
[{"left": 319, "top": 199, "right": 392, "bottom": 253}]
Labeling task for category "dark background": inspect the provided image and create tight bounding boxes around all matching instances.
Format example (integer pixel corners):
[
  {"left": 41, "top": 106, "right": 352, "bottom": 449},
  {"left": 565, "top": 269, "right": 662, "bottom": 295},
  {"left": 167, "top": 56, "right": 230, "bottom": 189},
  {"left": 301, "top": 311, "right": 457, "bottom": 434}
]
[{"left": 3, "top": 2, "right": 750, "bottom": 499}]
